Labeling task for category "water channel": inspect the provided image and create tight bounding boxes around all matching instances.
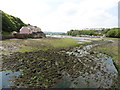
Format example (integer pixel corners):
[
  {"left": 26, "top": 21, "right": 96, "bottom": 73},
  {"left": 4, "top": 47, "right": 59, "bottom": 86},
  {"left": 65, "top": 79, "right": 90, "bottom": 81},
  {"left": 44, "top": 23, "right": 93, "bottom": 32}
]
[{"left": 54, "top": 44, "right": 118, "bottom": 88}]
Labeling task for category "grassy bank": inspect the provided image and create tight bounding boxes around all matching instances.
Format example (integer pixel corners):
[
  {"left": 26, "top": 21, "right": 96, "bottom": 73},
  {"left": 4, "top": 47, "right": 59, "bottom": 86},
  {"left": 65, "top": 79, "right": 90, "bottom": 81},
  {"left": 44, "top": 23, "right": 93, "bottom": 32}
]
[
  {"left": 18, "top": 38, "right": 81, "bottom": 52},
  {"left": 2, "top": 37, "right": 81, "bottom": 53},
  {"left": 92, "top": 38, "right": 120, "bottom": 87}
]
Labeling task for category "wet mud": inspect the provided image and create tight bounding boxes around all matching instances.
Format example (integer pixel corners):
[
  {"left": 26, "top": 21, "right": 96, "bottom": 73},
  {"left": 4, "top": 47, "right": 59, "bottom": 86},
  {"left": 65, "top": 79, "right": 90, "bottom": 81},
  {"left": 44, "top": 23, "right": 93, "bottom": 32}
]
[{"left": 1, "top": 40, "right": 118, "bottom": 88}]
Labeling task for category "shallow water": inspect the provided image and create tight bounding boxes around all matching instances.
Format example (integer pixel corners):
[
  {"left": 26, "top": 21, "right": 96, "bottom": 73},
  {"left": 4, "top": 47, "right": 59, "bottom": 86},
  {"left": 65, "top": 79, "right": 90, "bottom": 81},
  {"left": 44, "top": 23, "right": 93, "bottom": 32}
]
[
  {"left": 54, "top": 56, "right": 118, "bottom": 88},
  {"left": 0, "top": 70, "right": 20, "bottom": 88},
  {"left": 54, "top": 44, "right": 118, "bottom": 88}
]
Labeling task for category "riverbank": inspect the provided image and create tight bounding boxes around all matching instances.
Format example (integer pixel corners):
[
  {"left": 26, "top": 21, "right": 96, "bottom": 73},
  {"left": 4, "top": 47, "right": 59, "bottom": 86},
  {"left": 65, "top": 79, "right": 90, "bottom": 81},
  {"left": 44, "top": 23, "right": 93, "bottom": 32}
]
[
  {"left": 1, "top": 37, "right": 119, "bottom": 88},
  {"left": 92, "top": 38, "right": 120, "bottom": 87},
  {"left": 1, "top": 37, "right": 82, "bottom": 55}
]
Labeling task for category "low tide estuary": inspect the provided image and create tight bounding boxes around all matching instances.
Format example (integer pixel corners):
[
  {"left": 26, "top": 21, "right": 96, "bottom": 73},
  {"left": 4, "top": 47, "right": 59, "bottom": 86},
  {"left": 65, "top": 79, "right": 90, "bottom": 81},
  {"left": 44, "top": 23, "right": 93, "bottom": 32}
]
[
  {"left": 1, "top": 39, "right": 119, "bottom": 88},
  {"left": 55, "top": 44, "right": 118, "bottom": 88}
]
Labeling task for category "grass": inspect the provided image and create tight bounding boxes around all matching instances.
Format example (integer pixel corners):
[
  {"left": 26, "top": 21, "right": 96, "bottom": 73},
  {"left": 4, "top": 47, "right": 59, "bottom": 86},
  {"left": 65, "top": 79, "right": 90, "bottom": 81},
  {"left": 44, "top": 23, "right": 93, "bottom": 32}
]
[
  {"left": 2, "top": 37, "right": 99, "bottom": 53},
  {"left": 42, "top": 38, "right": 79, "bottom": 48},
  {"left": 93, "top": 39, "right": 119, "bottom": 62},
  {"left": 19, "top": 38, "right": 95, "bottom": 52},
  {"left": 104, "top": 37, "right": 119, "bottom": 40},
  {"left": 19, "top": 38, "right": 80, "bottom": 52},
  {"left": 1, "top": 51, "right": 10, "bottom": 54},
  {"left": 2, "top": 38, "right": 80, "bottom": 53},
  {"left": 17, "top": 46, "right": 33, "bottom": 52}
]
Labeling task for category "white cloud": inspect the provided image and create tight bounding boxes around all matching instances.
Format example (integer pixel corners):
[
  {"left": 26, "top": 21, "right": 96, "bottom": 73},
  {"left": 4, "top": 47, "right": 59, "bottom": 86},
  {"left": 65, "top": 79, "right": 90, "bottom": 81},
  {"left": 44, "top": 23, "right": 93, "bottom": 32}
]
[{"left": 0, "top": 0, "right": 119, "bottom": 32}]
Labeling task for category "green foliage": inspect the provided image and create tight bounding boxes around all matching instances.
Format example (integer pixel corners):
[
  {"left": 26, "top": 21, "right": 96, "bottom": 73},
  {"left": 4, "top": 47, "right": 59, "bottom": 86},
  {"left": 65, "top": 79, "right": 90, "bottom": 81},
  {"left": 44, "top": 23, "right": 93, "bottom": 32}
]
[
  {"left": 17, "top": 38, "right": 80, "bottom": 52},
  {"left": 102, "top": 28, "right": 111, "bottom": 34},
  {"left": 67, "top": 28, "right": 120, "bottom": 38},
  {"left": 67, "top": 29, "right": 100, "bottom": 36},
  {"left": 2, "top": 31, "right": 11, "bottom": 35},
  {"left": 106, "top": 28, "right": 120, "bottom": 38},
  {"left": 2, "top": 11, "right": 26, "bottom": 34}
]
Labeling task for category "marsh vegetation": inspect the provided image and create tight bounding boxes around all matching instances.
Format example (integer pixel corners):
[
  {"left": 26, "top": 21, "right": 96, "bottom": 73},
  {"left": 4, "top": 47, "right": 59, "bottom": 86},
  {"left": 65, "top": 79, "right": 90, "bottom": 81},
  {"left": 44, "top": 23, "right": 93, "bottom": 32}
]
[{"left": 1, "top": 37, "right": 120, "bottom": 88}]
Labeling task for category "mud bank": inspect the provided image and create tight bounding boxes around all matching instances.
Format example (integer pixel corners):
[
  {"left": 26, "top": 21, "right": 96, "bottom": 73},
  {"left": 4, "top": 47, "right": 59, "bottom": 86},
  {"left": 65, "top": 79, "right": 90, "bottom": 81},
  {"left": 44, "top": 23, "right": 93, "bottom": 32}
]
[{"left": 1, "top": 40, "right": 118, "bottom": 88}]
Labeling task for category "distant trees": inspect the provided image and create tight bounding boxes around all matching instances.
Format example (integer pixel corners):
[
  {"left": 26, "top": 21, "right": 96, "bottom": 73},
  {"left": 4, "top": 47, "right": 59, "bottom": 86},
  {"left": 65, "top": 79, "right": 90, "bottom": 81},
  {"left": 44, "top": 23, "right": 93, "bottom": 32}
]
[
  {"left": 60, "top": 33, "right": 67, "bottom": 35},
  {"left": 67, "top": 28, "right": 120, "bottom": 38},
  {"left": 2, "top": 11, "right": 26, "bottom": 35},
  {"left": 67, "top": 29, "right": 101, "bottom": 36},
  {"left": 102, "top": 28, "right": 111, "bottom": 34}
]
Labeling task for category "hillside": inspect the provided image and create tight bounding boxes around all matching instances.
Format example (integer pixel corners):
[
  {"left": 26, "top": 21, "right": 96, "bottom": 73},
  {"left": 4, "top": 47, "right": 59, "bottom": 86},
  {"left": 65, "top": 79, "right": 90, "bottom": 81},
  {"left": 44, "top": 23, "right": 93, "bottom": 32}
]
[{"left": 1, "top": 10, "right": 26, "bottom": 35}]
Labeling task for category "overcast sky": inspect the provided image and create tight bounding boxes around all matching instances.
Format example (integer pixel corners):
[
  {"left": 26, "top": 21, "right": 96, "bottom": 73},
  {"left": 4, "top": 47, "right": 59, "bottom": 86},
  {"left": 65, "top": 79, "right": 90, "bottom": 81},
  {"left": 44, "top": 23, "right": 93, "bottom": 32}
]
[{"left": 0, "top": 0, "right": 119, "bottom": 32}]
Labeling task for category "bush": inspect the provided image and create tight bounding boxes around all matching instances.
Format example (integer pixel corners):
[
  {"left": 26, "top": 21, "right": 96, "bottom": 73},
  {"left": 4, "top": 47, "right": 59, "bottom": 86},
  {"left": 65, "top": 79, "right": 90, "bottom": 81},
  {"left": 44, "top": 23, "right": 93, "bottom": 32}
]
[{"left": 106, "top": 28, "right": 120, "bottom": 38}]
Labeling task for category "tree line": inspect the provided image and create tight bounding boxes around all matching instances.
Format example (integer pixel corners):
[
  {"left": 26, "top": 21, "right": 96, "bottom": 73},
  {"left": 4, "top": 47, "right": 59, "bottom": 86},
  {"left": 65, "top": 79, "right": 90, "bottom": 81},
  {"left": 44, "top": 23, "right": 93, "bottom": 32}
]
[
  {"left": 67, "top": 30, "right": 102, "bottom": 36},
  {"left": 67, "top": 28, "right": 120, "bottom": 38}
]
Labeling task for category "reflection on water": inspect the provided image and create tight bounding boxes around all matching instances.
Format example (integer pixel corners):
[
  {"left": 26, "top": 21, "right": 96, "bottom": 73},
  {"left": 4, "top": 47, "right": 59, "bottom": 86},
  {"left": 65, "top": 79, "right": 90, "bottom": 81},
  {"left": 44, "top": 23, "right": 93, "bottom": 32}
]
[
  {"left": 0, "top": 70, "right": 20, "bottom": 88},
  {"left": 55, "top": 44, "right": 118, "bottom": 88}
]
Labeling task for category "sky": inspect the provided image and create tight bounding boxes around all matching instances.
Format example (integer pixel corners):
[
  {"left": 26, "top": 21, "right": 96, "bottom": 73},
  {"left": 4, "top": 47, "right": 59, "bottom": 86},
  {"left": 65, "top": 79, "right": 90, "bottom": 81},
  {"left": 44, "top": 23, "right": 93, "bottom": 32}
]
[
  {"left": 0, "top": 0, "right": 119, "bottom": 32},
  {"left": 118, "top": 1, "right": 120, "bottom": 28}
]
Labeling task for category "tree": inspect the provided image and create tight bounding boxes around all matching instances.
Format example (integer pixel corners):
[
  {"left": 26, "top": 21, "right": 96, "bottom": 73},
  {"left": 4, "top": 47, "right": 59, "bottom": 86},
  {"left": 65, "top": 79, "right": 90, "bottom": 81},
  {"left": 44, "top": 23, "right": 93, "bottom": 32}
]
[
  {"left": 67, "top": 29, "right": 99, "bottom": 36},
  {"left": 2, "top": 11, "right": 26, "bottom": 34},
  {"left": 106, "top": 28, "right": 120, "bottom": 38}
]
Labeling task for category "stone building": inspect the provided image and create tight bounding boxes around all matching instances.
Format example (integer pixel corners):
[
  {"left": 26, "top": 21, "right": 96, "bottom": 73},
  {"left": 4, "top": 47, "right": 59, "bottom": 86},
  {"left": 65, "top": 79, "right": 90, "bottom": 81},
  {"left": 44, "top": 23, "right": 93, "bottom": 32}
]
[
  {"left": 19, "top": 25, "right": 46, "bottom": 38},
  {"left": 20, "top": 25, "right": 41, "bottom": 34}
]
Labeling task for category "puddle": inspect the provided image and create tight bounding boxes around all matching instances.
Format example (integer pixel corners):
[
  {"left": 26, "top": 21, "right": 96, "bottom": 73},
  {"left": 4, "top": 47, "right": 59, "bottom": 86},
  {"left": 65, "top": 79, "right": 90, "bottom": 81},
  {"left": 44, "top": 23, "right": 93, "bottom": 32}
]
[{"left": 0, "top": 70, "right": 20, "bottom": 88}]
